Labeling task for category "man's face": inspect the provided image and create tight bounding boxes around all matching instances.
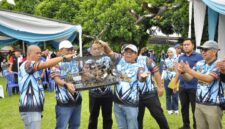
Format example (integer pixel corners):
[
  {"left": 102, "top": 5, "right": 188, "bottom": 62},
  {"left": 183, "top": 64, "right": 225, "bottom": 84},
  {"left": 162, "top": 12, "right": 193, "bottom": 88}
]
[
  {"left": 44, "top": 49, "right": 49, "bottom": 56},
  {"left": 182, "top": 40, "right": 194, "bottom": 54},
  {"left": 175, "top": 47, "right": 181, "bottom": 54},
  {"left": 83, "top": 64, "right": 90, "bottom": 72},
  {"left": 30, "top": 47, "right": 42, "bottom": 62},
  {"left": 123, "top": 49, "right": 137, "bottom": 63},
  {"left": 90, "top": 43, "right": 104, "bottom": 56},
  {"left": 60, "top": 47, "right": 74, "bottom": 55},
  {"left": 14, "top": 51, "right": 21, "bottom": 57},
  {"left": 200, "top": 48, "right": 217, "bottom": 61}
]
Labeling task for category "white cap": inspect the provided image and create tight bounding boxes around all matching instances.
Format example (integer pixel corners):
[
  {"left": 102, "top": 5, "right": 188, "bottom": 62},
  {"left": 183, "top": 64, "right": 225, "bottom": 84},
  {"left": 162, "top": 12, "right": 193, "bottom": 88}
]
[
  {"left": 59, "top": 40, "right": 73, "bottom": 50},
  {"left": 124, "top": 44, "right": 138, "bottom": 53}
]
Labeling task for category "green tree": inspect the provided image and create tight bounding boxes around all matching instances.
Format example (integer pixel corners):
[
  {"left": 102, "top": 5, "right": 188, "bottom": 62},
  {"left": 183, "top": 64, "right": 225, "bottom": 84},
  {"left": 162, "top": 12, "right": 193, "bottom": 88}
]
[
  {"left": 0, "top": 0, "right": 40, "bottom": 14},
  {"left": 1, "top": 0, "right": 189, "bottom": 50}
]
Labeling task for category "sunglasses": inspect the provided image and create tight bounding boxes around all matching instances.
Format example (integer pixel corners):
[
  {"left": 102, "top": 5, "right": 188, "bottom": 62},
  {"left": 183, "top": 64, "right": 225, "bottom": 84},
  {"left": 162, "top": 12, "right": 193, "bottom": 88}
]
[{"left": 200, "top": 48, "right": 210, "bottom": 52}]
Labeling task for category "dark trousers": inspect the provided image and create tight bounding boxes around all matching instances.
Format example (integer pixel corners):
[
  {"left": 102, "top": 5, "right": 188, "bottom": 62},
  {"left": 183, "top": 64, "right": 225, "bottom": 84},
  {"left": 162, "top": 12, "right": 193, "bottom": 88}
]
[
  {"left": 88, "top": 95, "right": 113, "bottom": 129},
  {"left": 138, "top": 94, "right": 169, "bottom": 129},
  {"left": 179, "top": 87, "right": 196, "bottom": 129},
  {"left": 12, "top": 74, "right": 19, "bottom": 94}
]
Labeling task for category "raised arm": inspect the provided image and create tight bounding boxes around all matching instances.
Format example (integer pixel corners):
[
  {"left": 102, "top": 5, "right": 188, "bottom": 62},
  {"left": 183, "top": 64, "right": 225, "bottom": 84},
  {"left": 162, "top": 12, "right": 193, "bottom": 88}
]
[
  {"left": 36, "top": 54, "right": 75, "bottom": 71},
  {"left": 94, "top": 40, "right": 114, "bottom": 57}
]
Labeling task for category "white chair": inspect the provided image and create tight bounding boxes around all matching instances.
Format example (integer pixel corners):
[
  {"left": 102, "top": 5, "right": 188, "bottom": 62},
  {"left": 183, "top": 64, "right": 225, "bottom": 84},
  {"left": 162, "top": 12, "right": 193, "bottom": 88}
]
[{"left": 0, "top": 85, "right": 4, "bottom": 98}]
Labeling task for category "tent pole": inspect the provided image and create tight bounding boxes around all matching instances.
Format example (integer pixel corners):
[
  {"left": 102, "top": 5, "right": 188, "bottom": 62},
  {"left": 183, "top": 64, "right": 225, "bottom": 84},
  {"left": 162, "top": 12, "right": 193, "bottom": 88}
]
[
  {"left": 78, "top": 25, "right": 83, "bottom": 67},
  {"left": 188, "top": 0, "right": 193, "bottom": 38},
  {"left": 78, "top": 26, "right": 82, "bottom": 57},
  {"left": 44, "top": 41, "right": 46, "bottom": 50},
  {"left": 22, "top": 41, "right": 25, "bottom": 54}
]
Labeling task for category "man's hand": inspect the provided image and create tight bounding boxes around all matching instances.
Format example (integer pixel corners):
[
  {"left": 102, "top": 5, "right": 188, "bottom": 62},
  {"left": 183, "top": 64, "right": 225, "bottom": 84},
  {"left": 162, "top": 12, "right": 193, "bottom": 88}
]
[
  {"left": 95, "top": 40, "right": 113, "bottom": 55},
  {"left": 182, "top": 61, "right": 191, "bottom": 73},
  {"left": 216, "top": 58, "right": 225, "bottom": 74},
  {"left": 139, "top": 72, "right": 148, "bottom": 82},
  {"left": 174, "top": 62, "right": 184, "bottom": 74},
  {"left": 157, "top": 86, "right": 164, "bottom": 97},
  {"left": 64, "top": 53, "right": 76, "bottom": 60},
  {"left": 66, "top": 83, "right": 76, "bottom": 94}
]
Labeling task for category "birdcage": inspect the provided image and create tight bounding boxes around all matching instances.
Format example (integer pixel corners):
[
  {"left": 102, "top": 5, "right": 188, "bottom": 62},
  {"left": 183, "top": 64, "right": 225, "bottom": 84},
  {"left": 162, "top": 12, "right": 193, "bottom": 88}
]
[{"left": 69, "top": 55, "right": 119, "bottom": 90}]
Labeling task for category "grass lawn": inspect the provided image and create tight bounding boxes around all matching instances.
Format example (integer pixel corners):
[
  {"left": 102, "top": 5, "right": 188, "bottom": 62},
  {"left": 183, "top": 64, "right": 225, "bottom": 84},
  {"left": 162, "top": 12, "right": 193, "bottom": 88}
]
[{"left": 0, "top": 77, "right": 224, "bottom": 129}]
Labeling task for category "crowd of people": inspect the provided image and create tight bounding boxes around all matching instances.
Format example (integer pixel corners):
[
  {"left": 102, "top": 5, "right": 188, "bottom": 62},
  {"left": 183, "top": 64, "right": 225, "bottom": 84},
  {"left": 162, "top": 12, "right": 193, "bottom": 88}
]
[{"left": 0, "top": 38, "right": 225, "bottom": 129}]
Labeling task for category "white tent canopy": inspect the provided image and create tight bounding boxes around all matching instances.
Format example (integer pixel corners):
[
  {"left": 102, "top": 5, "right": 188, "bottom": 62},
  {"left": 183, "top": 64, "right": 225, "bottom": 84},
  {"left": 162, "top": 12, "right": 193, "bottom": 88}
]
[
  {"left": 0, "top": 10, "right": 83, "bottom": 56},
  {"left": 191, "top": 0, "right": 225, "bottom": 58},
  {"left": 0, "top": 11, "right": 74, "bottom": 34}
]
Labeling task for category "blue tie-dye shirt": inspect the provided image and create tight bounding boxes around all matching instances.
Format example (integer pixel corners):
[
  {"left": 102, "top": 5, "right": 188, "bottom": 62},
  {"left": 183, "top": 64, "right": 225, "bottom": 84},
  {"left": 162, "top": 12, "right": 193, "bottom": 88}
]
[
  {"left": 89, "top": 56, "right": 113, "bottom": 97},
  {"left": 18, "top": 61, "right": 44, "bottom": 112},
  {"left": 51, "top": 60, "right": 82, "bottom": 106},
  {"left": 112, "top": 53, "right": 144, "bottom": 107},
  {"left": 137, "top": 56, "right": 159, "bottom": 98},
  {"left": 162, "top": 57, "right": 178, "bottom": 80},
  {"left": 194, "top": 60, "right": 225, "bottom": 105}
]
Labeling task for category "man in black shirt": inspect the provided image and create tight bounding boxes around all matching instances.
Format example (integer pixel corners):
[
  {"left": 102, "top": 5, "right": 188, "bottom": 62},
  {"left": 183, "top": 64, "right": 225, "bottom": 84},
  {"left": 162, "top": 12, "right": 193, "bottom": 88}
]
[{"left": 8, "top": 50, "right": 22, "bottom": 93}]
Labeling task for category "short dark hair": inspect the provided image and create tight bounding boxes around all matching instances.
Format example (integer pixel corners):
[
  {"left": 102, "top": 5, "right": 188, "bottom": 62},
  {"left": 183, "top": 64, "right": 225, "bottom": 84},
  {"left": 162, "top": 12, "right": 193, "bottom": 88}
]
[{"left": 183, "top": 38, "right": 194, "bottom": 45}]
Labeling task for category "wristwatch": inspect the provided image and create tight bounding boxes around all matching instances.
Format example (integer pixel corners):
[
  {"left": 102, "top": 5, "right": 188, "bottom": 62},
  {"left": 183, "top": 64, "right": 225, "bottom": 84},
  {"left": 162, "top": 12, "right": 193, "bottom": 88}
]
[
  {"left": 61, "top": 55, "right": 67, "bottom": 62},
  {"left": 63, "top": 83, "right": 68, "bottom": 89}
]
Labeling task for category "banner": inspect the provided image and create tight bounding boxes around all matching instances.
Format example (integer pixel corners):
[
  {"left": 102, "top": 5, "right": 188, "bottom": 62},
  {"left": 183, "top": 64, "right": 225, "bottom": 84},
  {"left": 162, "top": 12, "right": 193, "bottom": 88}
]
[
  {"left": 208, "top": 7, "right": 218, "bottom": 40},
  {"left": 194, "top": 0, "right": 206, "bottom": 51},
  {"left": 218, "top": 14, "right": 225, "bottom": 59}
]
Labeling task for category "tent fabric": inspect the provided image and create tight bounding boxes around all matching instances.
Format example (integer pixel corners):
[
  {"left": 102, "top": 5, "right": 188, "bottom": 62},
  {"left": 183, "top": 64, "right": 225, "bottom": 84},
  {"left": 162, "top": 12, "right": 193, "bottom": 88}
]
[
  {"left": 208, "top": 8, "right": 218, "bottom": 40},
  {"left": 194, "top": 0, "right": 206, "bottom": 50},
  {"left": 0, "top": 45, "right": 14, "bottom": 51},
  {"left": 218, "top": 14, "right": 225, "bottom": 59},
  {"left": 0, "top": 35, "right": 17, "bottom": 46},
  {"left": 200, "top": 0, "right": 225, "bottom": 59},
  {"left": 0, "top": 24, "right": 77, "bottom": 43},
  {"left": 0, "top": 10, "right": 81, "bottom": 43},
  {"left": 0, "top": 10, "right": 83, "bottom": 56},
  {"left": 203, "top": 0, "right": 225, "bottom": 15},
  {"left": 188, "top": 0, "right": 193, "bottom": 38},
  {"left": 0, "top": 10, "right": 74, "bottom": 34}
]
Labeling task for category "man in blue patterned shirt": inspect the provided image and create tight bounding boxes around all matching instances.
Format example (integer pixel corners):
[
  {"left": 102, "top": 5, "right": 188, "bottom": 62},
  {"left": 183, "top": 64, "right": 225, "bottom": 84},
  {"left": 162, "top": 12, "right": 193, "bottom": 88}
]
[
  {"left": 177, "top": 40, "right": 224, "bottom": 129},
  {"left": 137, "top": 50, "right": 169, "bottom": 129},
  {"left": 19, "top": 45, "right": 74, "bottom": 129},
  {"left": 98, "top": 40, "right": 147, "bottom": 129},
  {"left": 87, "top": 41, "right": 113, "bottom": 129},
  {"left": 51, "top": 40, "right": 82, "bottom": 129}
]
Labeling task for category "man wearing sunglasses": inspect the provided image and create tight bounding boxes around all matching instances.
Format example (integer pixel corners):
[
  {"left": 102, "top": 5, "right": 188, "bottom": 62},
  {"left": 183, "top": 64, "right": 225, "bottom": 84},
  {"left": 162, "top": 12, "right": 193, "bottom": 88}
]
[{"left": 177, "top": 40, "right": 224, "bottom": 129}]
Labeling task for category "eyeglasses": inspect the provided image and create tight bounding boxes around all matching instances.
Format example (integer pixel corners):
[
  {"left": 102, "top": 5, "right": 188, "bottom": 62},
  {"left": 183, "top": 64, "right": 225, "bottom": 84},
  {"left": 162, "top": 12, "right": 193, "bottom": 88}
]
[
  {"left": 200, "top": 48, "right": 210, "bottom": 53},
  {"left": 124, "top": 51, "right": 136, "bottom": 55},
  {"left": 64, "top": 48, "right": 75, "bottom": 52}
]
